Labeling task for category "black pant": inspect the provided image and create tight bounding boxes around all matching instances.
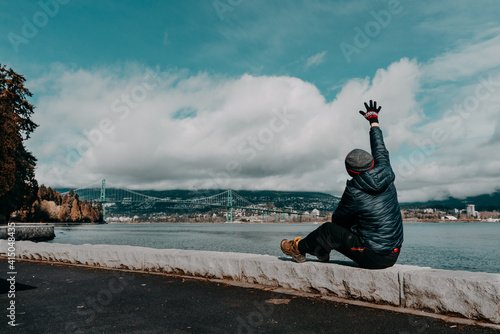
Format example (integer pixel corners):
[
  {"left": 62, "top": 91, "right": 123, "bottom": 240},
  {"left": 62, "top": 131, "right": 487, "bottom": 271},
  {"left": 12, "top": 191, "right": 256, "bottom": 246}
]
[{"left": 297, "top": 222, "right": 400, "bottom": 269}]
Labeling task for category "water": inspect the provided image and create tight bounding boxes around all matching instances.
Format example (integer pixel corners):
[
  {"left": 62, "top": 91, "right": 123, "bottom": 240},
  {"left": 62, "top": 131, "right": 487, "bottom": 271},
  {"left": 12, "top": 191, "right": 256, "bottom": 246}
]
[{"left": 49, "top": 222, "right": 500, "bottom": 274}]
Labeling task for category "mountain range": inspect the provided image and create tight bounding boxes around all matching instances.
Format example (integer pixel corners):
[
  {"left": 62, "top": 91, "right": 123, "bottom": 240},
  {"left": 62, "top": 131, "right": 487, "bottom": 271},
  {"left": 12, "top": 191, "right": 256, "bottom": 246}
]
[
  {"left": 56, "top": 188, "right": 500, "bottom": 213},
  {"left": 400, "top": 190, "right": 500, "bottom": 211}
]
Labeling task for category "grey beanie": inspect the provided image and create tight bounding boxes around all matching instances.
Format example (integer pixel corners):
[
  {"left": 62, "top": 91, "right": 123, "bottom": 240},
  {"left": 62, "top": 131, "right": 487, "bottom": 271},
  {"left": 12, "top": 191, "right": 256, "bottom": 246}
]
[{"left": 345, "top": 149, "right": 374, "bottom": 174}]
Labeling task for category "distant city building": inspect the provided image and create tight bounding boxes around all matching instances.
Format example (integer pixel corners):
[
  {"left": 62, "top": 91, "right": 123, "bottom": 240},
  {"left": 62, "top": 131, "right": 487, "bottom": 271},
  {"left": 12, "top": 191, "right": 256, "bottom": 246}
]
[
  {"left": 466, "top": 204, "right": 478, "bottom": 217},
  {"left": 311, "top": 209, "right": 320, "bottom": 217}
]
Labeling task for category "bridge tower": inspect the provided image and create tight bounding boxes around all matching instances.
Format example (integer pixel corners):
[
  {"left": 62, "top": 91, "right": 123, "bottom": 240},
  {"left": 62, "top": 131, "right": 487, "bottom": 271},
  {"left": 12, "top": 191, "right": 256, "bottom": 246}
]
[
  {"left": 100, "top": 179, "right": 106, "bottom": 223},
  {"left": 226, "top": 189, "right": 233, "bottom": 223}
]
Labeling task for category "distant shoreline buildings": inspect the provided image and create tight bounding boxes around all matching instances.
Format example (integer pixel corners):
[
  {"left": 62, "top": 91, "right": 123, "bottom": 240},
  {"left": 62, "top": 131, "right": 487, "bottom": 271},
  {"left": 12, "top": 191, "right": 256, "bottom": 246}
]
[{"left": 402, "top": 203, "right": 500, "bottom": 222}]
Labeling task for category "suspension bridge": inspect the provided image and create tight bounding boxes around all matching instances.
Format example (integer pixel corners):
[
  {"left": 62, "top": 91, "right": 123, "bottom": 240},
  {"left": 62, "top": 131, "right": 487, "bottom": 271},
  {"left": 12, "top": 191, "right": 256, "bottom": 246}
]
[{"left": 68, "top": 180, "right": 301, "bottom": 223}]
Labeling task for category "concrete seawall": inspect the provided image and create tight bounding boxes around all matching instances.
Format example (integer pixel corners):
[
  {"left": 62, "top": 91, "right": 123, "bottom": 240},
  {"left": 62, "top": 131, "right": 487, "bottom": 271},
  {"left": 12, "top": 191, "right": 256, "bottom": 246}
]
[
  {"left": 1, "top": 241, "right": 499, "bottom": 324},
  {"left": 0, "top": 224, "right": 55, "bottom": 241}
]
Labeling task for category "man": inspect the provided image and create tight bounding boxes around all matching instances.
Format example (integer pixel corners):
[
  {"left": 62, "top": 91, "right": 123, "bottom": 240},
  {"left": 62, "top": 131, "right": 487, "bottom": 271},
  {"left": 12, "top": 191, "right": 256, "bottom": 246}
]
[{"left": 281, "top": 100, "right": 403, "bottom": 269}]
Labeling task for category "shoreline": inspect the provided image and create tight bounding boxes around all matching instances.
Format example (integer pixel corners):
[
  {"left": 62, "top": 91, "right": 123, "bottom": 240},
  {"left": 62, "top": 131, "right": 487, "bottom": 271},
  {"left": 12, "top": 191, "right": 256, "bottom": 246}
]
[
  {"left": 403, "top": 219, "right": 498, "bottom": 223},
  {"left": 5, "top": 219, "right": 500, "bottom": 226}
]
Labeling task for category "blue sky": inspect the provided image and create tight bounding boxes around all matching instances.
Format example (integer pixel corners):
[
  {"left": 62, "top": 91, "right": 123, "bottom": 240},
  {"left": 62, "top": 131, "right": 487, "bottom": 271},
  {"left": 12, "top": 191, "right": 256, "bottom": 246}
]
[{"left": 2, "top": 0, "right": 500, "bottom": 201}]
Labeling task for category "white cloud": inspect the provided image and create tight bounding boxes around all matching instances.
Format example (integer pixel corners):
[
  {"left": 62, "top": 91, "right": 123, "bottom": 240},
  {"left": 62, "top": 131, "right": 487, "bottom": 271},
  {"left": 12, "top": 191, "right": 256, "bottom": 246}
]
[
  {"left": 29, "top": 59, "right": 420, "bottom": 196},
  {"left": 27, "top": 54, "right": 500, "bottom": 202},
  {"left": 305, "top": 51, "right": 327, "bottom": 69},
  {"left": 422, "top": 31, "right": 500, "bottom": 82},
  {"left": 377, "top": 29, "right": 500, "bottom": 202}
]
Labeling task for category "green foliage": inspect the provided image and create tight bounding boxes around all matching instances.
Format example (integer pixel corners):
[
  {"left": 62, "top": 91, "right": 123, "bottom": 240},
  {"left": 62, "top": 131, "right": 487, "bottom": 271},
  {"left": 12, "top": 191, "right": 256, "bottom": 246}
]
[{"left": 0, "top": 64, "right": 38, "bottom": 224}]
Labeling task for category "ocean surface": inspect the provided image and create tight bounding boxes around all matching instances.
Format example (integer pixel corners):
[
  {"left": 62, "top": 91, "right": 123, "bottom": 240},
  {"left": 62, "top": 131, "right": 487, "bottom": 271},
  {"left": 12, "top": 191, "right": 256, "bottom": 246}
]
[{"left": 48, "top": 222, "right": 500, "bottom": 274}]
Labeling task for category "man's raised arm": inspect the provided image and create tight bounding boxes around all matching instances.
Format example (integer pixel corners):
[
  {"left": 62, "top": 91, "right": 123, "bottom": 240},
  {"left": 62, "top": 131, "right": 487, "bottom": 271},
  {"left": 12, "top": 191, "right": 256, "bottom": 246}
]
[{"left": 359, "top": 100, "right": 391, "bottom": 167}]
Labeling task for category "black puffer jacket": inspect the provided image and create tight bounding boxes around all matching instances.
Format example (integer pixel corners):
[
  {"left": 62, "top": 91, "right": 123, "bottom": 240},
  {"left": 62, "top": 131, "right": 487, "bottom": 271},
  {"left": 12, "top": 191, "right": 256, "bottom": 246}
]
[{"left": 332, "top": 126, "right": 403, "bottom": 254}]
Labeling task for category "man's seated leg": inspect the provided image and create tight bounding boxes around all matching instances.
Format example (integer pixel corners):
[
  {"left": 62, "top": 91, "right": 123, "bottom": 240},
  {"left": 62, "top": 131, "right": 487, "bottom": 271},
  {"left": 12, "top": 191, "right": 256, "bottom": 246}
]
[
  {"left": 296, "top": 222, "right": 342, "bottom": 262},
  {"left": 331, "top": 217, "right": 357, "bottom": 231},
  {"left": 326, "top": 225, "right": 400, "bottom": 269},
  {"left": 298, "top": 221, "right": 375, "bottom": 265}
]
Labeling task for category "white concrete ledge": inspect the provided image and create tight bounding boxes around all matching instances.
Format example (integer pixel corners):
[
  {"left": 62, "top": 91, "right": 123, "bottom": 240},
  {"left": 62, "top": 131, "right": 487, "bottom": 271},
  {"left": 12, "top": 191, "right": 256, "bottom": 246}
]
[{"left": 1, "top": 241, "right": 499, "bottom": 324}]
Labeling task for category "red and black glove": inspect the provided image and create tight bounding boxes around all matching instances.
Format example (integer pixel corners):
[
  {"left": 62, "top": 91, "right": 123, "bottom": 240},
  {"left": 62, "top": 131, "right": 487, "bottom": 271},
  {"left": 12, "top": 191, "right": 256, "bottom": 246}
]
[{"left": 359, "top": 100, "right": 381, "bottom": 124}]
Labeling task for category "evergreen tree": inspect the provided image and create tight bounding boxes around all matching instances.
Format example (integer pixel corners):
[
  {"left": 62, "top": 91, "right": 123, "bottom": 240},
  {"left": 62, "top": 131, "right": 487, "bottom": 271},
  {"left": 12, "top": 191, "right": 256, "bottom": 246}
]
[
  {"left": 59, "top": 202, "right": 70, "bottom": 222},
  {"left": 70, "top": 198, "right": 82, "bottom": 222},
  {"left": 0, "top": 65, "right": 38, "bottom": 224}
]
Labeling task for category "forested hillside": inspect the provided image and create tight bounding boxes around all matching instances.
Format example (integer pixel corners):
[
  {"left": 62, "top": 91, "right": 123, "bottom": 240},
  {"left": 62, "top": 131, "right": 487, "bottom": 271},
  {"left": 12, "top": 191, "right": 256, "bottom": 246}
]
[{"left": 12, "top": 185, "right": 103, "bottom": 223}]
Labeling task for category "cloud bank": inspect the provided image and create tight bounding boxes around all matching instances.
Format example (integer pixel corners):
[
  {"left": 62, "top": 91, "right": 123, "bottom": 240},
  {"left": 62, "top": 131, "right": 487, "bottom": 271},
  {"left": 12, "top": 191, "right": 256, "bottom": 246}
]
[{"left": 28, "top": 51, "right": 500, "bottom": 202}]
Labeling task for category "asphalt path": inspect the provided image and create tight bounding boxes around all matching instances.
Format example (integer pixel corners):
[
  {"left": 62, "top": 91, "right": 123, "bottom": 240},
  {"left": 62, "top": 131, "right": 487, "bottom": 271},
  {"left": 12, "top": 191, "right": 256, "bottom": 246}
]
[{"left": 0, "top": 260, "right": 498, "bottom": 334}]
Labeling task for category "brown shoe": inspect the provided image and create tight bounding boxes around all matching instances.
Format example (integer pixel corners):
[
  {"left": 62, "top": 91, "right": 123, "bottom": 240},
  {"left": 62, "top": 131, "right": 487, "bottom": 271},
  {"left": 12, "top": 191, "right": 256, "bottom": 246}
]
[{"left": 280, "top": 237, "right": 306, "bottom": 263}]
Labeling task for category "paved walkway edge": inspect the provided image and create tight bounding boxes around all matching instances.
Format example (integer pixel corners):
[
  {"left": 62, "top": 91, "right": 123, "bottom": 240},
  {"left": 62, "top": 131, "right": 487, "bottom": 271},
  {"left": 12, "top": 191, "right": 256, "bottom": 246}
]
[{"left": 1, "top": 240, "right": 499, "bottom": 324}]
